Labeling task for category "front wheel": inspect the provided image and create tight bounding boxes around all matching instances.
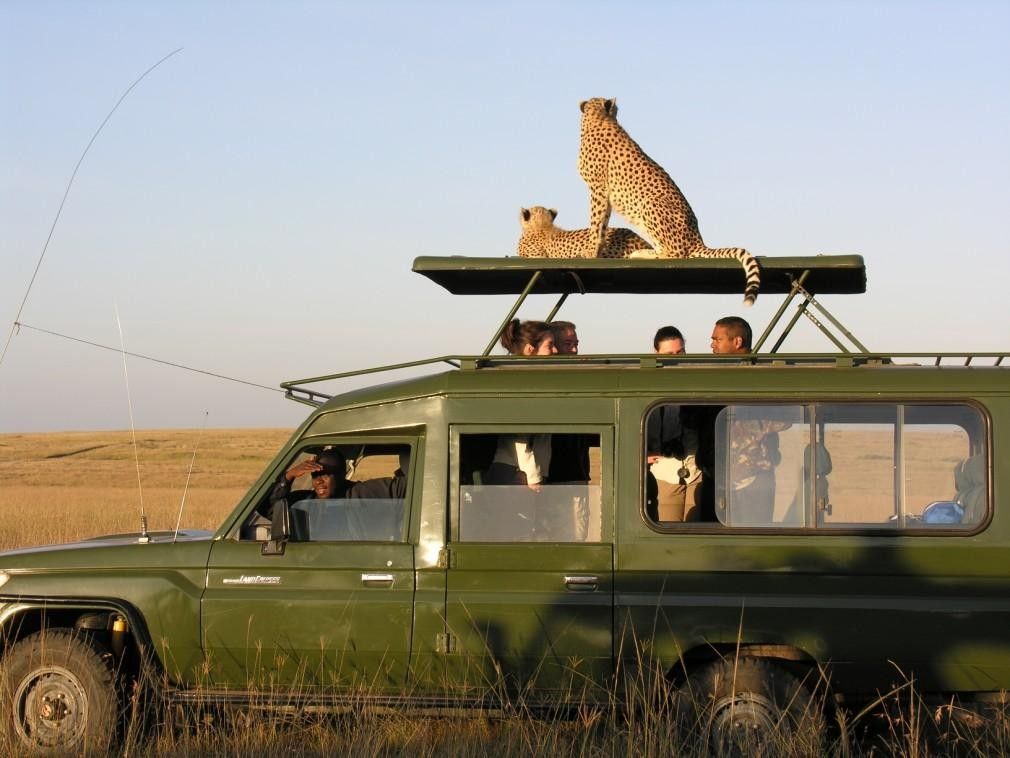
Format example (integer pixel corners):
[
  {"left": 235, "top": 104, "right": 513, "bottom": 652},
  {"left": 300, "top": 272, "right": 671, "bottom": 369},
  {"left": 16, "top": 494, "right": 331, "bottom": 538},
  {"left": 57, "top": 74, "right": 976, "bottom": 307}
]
[
  {"left": 1, "top": 629, "right": 118, "bottom": 753},
  {"left": 676, "top": 657, "right": 823, "bottom": 757}
]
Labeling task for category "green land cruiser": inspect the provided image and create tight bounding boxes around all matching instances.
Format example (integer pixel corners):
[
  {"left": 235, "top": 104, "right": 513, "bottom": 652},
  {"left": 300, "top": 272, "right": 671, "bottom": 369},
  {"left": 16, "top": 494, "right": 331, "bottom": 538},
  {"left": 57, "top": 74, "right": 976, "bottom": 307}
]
[{"left": 1, "top": 255, "right": 1007, "bottom": 752}]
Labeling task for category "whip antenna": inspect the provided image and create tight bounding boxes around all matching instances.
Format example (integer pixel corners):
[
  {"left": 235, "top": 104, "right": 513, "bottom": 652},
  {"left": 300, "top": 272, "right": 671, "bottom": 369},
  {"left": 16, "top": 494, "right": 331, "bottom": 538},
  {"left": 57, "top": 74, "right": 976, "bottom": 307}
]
[
  {"left": 114, "top": 304, "right": 149, "bottom": 544},
  {"left": 174, "top": 411, "right": 209, "bottom": 543},
  {"left": 0, "top": 47, "right": 183, "bottom": 370}
]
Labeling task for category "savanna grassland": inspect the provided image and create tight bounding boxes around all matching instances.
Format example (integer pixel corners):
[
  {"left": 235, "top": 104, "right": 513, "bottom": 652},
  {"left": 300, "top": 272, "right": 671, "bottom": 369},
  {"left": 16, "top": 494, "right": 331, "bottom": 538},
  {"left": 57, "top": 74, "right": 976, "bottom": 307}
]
[
  {"left": 0, "top": 428, "right": 290, "bottom": 550},
  {"left": 0, "top": 430, "right": 1007, "bottom": 756}
]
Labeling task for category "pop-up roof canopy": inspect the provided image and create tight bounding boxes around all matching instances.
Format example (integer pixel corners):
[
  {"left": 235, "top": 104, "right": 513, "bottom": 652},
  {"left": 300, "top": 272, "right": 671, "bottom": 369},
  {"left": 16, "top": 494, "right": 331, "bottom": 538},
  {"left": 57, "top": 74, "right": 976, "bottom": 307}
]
[
  {"left": 413, "top": 254, "right": 867, "bottom": 355},
  {"left": 280, "top": 255, "right": 1008, "bottom": 408},
  {"left": 412, "top": 255, "right": 866, "bottom": 296}
]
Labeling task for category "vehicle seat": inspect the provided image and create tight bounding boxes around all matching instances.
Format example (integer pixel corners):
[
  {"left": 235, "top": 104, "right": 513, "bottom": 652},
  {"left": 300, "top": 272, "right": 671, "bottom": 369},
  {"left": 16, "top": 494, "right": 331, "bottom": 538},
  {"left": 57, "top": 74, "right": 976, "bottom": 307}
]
[
  {"left": 784, "top": 442, "right": 832, "bottom": 526},
  {"left": 953, "top": 454, "right": 985, "bottom": 523}
]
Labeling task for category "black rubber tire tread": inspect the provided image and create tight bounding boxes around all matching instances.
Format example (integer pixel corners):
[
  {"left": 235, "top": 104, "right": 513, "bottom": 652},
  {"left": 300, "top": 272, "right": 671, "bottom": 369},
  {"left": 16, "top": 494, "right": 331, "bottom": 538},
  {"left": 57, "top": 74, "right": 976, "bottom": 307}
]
[
  {"left": 0, "top": 628, "right": 118, "bottom": 754},
  {"left": 676, "top": 656, "right": 823, "bottom": 755}
]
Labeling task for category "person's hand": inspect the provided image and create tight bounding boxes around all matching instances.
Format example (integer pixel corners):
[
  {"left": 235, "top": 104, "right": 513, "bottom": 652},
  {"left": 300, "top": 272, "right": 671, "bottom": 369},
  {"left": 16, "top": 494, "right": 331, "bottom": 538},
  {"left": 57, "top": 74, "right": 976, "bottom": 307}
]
[
  {"left": 285, "top": 457, "right": 322, "bottom": 481},
  {"left": 527, "top": 481, "right": 542, "bottom": 493}
]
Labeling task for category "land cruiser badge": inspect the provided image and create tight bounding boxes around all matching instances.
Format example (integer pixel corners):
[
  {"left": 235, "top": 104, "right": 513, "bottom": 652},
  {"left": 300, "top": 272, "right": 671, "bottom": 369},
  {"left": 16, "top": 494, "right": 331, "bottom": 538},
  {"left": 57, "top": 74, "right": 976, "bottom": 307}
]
[{"left": 222, "top": 575, "right": 282, "bottom": 585}]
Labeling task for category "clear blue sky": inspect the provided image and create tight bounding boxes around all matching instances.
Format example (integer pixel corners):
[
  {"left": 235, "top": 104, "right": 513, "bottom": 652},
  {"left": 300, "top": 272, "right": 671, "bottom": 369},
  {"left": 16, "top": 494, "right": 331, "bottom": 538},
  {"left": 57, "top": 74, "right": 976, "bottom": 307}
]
[{"left": 2, "top": 1, "right": 1008, "bottom": 432}]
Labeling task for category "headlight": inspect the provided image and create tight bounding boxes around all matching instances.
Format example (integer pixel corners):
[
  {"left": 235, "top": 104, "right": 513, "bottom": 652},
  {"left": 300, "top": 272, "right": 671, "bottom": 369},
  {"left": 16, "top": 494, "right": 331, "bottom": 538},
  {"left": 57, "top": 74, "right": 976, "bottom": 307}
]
[{"left": 0, "top": 572, "right": 10, "bottom": 589}]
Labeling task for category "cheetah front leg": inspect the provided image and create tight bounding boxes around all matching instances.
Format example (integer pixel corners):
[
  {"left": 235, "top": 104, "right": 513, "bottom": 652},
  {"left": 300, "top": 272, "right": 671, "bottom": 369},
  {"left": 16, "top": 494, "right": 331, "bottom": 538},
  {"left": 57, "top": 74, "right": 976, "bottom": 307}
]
[{"left": 588, "top": 190, "right": 611, "bottom": 256}]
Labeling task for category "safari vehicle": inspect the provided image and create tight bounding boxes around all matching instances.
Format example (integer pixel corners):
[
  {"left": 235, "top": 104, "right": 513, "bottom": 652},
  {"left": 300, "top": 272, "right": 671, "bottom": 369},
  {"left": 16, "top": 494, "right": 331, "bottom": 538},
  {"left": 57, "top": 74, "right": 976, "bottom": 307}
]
[{"left": 1, "top": 254, "right": 1008, "bottom": 752}]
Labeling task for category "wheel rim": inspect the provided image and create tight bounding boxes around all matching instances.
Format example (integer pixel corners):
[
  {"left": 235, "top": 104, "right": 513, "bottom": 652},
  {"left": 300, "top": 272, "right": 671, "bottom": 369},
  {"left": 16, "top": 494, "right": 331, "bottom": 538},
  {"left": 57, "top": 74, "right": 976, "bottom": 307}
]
[
  {"left": 12, "top": 665, "right": 90, "bottom": 748},
  {"left": 709, "top": 691, "right": 782, "bottom": 755}
]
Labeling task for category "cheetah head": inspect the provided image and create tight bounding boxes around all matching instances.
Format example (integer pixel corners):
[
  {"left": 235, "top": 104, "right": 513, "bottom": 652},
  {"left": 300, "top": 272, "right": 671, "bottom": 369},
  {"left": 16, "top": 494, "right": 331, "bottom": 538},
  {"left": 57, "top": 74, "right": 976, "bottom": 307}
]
[
  {"left": 579, "top": 97, "right": 618, "bottom": 119},
  {"left": 520, "top": 206, "right": 559, "bottom": 231}
]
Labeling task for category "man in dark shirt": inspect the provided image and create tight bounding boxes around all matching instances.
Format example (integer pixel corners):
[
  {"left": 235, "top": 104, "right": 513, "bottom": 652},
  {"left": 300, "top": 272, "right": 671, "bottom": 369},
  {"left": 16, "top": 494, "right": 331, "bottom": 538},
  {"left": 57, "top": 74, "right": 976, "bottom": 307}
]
[{"left": 272, "top": 450, "right": 408, "bottom": 503}]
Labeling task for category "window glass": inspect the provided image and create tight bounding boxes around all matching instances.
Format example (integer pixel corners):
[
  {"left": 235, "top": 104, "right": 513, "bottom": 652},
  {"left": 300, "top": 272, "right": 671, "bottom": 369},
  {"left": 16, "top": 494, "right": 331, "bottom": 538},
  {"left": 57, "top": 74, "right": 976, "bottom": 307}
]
[
  {"left": 458, "top": 432, "right": 602, "bottom": 542},
  {"left": 714, "top": 405, "right": 805, "bottom": 527},
  {"left": 291, "top": 498, "right": 404, "bottom": 542},
  {"left": 243, "top": 442, "right": 411, "bottom": 542},
  {"left": 903, "top": 424, "right": 967, "bottom": 511},
  {"left": 820, "top": 405, "right": 898, "bottom": 526},
  {"left": 685, "top": 403, "right": 986, "bottom": 531}
]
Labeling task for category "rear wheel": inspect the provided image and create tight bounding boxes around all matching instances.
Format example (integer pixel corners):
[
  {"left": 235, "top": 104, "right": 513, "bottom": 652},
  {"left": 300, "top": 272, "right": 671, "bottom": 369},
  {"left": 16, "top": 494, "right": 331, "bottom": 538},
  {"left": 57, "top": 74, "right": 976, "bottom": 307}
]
[
  {"left": 676, "top": 657, "right": 822, "bottom": 756},
  {"left": 1, "top": 629, "right": 118, "bottom": 753}
]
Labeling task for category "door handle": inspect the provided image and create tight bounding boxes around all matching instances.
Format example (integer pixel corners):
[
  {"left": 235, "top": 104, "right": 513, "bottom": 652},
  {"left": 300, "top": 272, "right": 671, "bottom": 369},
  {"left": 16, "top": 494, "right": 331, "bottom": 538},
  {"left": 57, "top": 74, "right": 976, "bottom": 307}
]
[
  {"left": 361, "top": 573, "right": 394, "bottom": 587},
  {"left": 565, "top": 575, "right": 599, "bottom": 592}
]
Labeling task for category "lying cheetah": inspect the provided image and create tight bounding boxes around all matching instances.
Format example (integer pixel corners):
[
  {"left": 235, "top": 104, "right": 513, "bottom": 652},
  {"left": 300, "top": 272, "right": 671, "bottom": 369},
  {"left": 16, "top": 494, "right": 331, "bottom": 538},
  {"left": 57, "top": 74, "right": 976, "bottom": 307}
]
[
  {"left": 517, "top": 206, "right": 653, "bottom": 259},
  {"left": 578, "top": 97, "right": 761, "bottom": 306}
]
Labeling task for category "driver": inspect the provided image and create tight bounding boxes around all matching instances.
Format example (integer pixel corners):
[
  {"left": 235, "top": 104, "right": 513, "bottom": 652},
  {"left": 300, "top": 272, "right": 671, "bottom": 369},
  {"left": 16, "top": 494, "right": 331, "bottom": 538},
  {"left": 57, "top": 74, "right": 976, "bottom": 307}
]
[{"left": 272, "top": 449, "right": 408, "bottom": 503}]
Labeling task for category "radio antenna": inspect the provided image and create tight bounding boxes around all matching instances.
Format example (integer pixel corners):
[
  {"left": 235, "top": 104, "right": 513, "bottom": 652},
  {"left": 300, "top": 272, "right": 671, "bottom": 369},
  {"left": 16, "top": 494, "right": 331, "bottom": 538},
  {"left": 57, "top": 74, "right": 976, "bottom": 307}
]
[
  {"left": 173, "top": 411, "right": 209, "bottom": 543},
  {"left": 0, "top": 48, "right": 183, "bottom": 371},
  {"left": 114, "top": 304, "right": 149, "bottom": 544}
]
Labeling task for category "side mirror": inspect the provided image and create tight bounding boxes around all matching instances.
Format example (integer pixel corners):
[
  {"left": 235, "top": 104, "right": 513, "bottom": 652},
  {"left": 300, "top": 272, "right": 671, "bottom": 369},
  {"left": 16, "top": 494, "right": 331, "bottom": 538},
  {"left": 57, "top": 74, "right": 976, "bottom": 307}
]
[{"left": 262, "top": 499, "right": 290, "bottom": 556}]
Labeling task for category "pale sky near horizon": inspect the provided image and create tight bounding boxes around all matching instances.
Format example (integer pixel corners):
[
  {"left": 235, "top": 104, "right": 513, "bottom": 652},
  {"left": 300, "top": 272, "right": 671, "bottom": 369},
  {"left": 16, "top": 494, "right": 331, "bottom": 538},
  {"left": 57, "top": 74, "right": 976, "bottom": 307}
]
[{"left": 2, "top": 1, "right": 1008, "bottom": 433}]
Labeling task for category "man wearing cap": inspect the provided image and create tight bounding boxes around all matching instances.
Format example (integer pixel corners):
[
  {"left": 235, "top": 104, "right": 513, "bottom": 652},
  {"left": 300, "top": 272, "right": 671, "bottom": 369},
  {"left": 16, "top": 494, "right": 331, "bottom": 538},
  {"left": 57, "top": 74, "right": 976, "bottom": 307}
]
[{"left": 272, "top": 449, "right": 408, "bottom": 503}]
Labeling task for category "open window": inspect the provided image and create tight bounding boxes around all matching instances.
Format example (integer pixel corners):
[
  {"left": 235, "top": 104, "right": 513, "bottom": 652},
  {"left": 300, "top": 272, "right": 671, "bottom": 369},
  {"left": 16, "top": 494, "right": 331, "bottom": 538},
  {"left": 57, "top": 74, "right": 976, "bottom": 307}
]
[
  {"left": 457, "top": 431, "right": 604, "bottom": 542},
  {"left": 242, "top": 440, "right": 414, "bottom": 543}
]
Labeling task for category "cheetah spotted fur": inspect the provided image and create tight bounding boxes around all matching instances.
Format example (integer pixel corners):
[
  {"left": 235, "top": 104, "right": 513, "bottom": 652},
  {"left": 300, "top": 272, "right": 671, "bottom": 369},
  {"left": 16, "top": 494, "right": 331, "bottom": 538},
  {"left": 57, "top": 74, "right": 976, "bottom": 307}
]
[
  {"left": 517, "top": 206, "right": 653, "bottom": 259},
  {"left": 578, "top": 97, "right": 761, "bottom": 306}
]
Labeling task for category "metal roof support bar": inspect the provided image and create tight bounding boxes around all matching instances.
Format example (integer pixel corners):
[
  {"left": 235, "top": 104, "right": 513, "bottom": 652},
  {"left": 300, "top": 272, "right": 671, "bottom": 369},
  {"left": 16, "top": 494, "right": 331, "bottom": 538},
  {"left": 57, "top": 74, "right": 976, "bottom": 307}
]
[
  {"left": 544, "top": 293, "right": 569, "bottom": 323},
  {"left": 544, "top": 270, "right": 587, "bottom": 323},
  {"left": 795, "top": 282, "right": 869, "bottom": 353},
  {"left": 799, "top": 308, "right": 853, "bottom": 353},
  {"left": 753, "top": 270, "right": 810, "bottom": 352},
  {"left": 754, "top": 270, "right": 868, "bottom": 354},
  {"left": 768, "top": 300, "right": 813, "bottom": 354},
  {"left": 481, "top": 270, "right": 543, "bottom": 356}
]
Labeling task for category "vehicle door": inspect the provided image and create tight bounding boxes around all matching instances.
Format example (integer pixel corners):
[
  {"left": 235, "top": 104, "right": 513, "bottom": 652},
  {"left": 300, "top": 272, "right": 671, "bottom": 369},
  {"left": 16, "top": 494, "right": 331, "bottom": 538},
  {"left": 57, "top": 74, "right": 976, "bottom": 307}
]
[
  {"left": 444, "top": 425, "right": 614, "bottom": 702},
  {"left": 202, "top": 436, "right": 419, "bottom": 691}
]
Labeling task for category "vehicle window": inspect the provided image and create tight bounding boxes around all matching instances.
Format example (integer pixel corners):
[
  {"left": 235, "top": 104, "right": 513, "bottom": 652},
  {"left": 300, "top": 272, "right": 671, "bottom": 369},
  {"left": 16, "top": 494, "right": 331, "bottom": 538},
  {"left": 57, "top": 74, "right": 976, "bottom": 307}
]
[
  {"left": 715, "top": 404, "right": 805, "bottom": 527},
  {"left": 242, "top": 442, "right": 412, "bottom": 542},
  {"left": 707, "top": 403, "right": 986, "bottom": 530},
  {"left": 645, "top": 403, "right": 706, "bottom": 523},
  {"left": 458, "top": 432, "right": 602, "bottom": 542},
  {"left": 290, "top": 498, "right": 404, "bottom": 542}
]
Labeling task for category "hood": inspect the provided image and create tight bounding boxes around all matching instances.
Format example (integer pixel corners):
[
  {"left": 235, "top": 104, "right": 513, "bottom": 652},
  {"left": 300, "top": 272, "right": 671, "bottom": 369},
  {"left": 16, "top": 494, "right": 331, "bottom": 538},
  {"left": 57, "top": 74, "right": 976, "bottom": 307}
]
[{"left": 0, "top": 529, "right": 213, "bottom": 558}]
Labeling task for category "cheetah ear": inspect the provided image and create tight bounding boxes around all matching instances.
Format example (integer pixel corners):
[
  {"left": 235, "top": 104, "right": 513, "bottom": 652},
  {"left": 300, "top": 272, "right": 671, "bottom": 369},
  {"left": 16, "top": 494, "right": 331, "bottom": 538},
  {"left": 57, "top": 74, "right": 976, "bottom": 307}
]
[
  {"left": 549, "top": 208, "right": 558, "bottom": 220},
  {"left": 604, "top": 98, "right": 616, "bottom": 115},
  {"left": 579, "top": 99, "right": 588, "bottom": 113},
  {"left": 521, "top": 208, "right": 531, "bottom": 222}
]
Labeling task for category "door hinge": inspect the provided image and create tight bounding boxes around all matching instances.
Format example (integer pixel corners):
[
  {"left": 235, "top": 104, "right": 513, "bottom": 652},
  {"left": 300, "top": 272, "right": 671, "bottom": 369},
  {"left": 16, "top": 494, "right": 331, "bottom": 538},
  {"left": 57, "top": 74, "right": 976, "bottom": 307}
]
[
  {"left": 437, "top": 546, "right": 453, "bottom": 569},
  {"left": 435, "top": 632, "right": 456, "bottom": 654}
]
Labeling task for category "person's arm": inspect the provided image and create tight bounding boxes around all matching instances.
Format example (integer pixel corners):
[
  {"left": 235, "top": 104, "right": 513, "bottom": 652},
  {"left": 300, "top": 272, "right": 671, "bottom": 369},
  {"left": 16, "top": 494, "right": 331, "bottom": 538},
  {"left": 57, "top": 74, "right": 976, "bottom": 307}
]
[
  {"left": 272, "top": 457, "right": 324, "bottom": 501},
  {"left": 514, "top": 439, "right": 543, "bottom": 489},
  {"left": 646, "top": 412, "right": 663, "bottom": 463}
]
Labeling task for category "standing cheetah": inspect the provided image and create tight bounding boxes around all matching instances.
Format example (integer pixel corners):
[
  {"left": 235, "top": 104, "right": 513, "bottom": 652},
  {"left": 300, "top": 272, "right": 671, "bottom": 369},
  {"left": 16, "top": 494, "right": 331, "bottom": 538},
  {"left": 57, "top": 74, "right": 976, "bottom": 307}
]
[
  {"left": 578, "top": 97, "right": 761, "bottom": 306},
  {"left": 517, "top": 206, "right": 653, "bottom": 259}
]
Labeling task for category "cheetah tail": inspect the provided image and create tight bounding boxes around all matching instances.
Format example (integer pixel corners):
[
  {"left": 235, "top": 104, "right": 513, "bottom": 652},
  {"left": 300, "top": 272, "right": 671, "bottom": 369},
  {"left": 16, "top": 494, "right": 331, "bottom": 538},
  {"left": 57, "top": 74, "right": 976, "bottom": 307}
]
[{"left": 707, "top": 247, "right": 761, "bottom": 307}]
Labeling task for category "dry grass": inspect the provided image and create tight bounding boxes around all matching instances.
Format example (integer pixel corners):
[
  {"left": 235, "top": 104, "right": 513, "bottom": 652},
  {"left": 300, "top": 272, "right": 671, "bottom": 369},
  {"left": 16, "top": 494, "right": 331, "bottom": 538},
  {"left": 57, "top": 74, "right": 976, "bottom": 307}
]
[{"left": 0, "top": 428, "right": 289, "bottom": 550}]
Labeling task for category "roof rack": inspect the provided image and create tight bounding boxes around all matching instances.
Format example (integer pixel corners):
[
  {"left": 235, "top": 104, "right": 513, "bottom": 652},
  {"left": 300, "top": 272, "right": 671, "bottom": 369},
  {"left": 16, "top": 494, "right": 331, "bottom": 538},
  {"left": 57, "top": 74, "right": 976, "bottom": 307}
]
[
  {"left": 280, "top": 255, "right": 1006, "bottom": 408},
  {"left": 281, "top": 351, "right": 1010, "bottom": 407},
  {"left": 413, "top": 255, "right": 868, "bottom": 356}
]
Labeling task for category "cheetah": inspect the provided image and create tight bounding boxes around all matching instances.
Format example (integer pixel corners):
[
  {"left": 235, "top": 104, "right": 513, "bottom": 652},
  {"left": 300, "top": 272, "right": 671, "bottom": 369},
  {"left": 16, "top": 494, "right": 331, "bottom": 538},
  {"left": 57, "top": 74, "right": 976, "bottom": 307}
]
[
  {"left": 578, "top": 97, "right": 761, "bottom": 306},
  {"left": 517, "top": 206, "right": 653, "bottom": 259}
]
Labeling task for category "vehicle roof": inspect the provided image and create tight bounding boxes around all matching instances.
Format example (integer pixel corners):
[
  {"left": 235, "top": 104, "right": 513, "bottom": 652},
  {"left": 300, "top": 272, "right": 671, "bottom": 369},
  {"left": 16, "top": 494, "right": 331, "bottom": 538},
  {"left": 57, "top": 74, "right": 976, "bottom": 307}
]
[
  {"left": 412, "top": 255, "right": 867, "bottom": 295},
  {"left": 310, "top": 356, "right": 1010, "bottom": 415},
  {"left": 283, "top": 255, "right": 1007, "bottom": 410}
]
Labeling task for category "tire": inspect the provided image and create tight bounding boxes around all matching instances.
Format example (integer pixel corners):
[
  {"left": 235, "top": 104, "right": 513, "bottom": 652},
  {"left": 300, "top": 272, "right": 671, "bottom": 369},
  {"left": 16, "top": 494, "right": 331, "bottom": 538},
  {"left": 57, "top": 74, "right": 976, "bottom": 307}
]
[
  {"left": 0, "top": 629, "right": 118, "bottom": 753},
  {"left": 676, "top": 657, "right": 823, "bottom": 757}
]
